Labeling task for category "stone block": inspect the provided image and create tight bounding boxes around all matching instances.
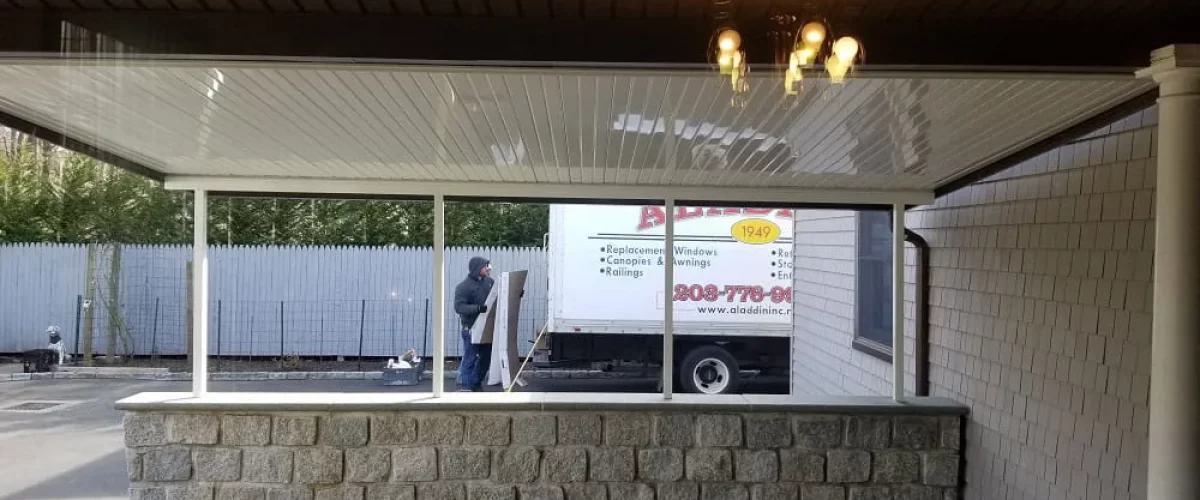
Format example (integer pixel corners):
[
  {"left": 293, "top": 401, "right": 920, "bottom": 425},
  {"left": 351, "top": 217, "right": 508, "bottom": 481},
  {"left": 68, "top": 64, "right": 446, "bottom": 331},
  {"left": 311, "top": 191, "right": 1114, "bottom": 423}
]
[
  {"left": 657, "top": 483, "right": 698, "bottom": 500},
  {"left": 144, "top": 447, "right": 193, "bottom": 481},
  {"left": 194, "top": 447, "right": 242, "bottom": 481},
  {"left": 125, "top": 414, "right": 167, "bottom": 447},
  {"left": 562, "top": 484, "right": 607, "bottom": 500},
  {"left": 167, "top": 414, "right": 220, "bottom": 444},
  {"left": 517, "top": 486, "right": 563, "bottom": 500},
  {"left": 922, "top": 452, "right": 959, "bottom": 487},
  {"left": 131, "top": 487, "right": 166, "bottom": 500},
  {"left": 346, "top": 447, "right": 391, "bottom": 482},
  {"left": 512, "top": 414, "right": 556, "bottom": 446},
  {"left": 588, "top": 447, "right": 634, "bottom": 482},
  {"left": 848, "top": 486, "right": 891, "bottom": 500},
  {"left": 166, "top": 485, "right": 213, "bottom": 500},
  {"left": 701, "top": 484, "right": 748, "bottom": 500},
  {"left": 127, "top": 449, "right": 143, "bottom": 481},
  {"left": 468, "top": 485, "right": 514, "bottom": 500},
  {"left": 792, "top": 416, "right": 842, "bottom": 449},
  {"left": 653, "top": 415, "right": 694, "bottom": 447},
  {"left": 893, "top": 485, "right": 943, "bottom": 500},
  {"left": 750, "top": 484, "right": 796, "bottom": 500},
  {"left": 216, "top": 486, "right": 267, "bottom": 500},
  {"left": 465, "top": 415, "right": 510, "bottom": 446},
  {"left": 558, "top": 414, "right": 602, "bottom": 445},
  {"left": 494, "top": 446, "right": 540, "bottom": 483},
  {"left": 605, "top": 413, "right": 650, "bottom": 446},
  {"left": 893, "top": 417, "right": 938, "bottom": 450},
  {"left": 222, "top": 415, "right": 271, "bottom": 446},
  {"left": 417, "top": 415, "right": 464, "bottom": 445},
  {"left": 273, "top": 416, "right": 318, "bottom": 446},
  {"left": 874, "top": 451, "right": 920, "bottom": 483},
  {"left": 939, "top": 417, "right": 961, "bottom": 450},
  {"left": 417, "top": 484, "right": 464, "bottom": 500},
  {"left": 827, "top": 450, "right": 871, "bottom": 483},
  {"left": 371, "top": 414, "right": 417, "bottom": 445},
  {"left": 367, "top": 484, "right": 415, "bottom": 500},
  {"left": 392, "top": 447, "right": 438, "bottom": 481},
  {"left": 314, "top": 485, "right": 364, "bottom": 500},
  {"left": 685, "top": 449, "right": 731, "bottom": 481},
  {"left": 294, "top": 447, "right": 343, "bottom": 484},
  {"left": 745, "top": 414, "right": 791, "bottom": 448},
  {"left": 543, "top": 447, "right": 587, "bottom": 482},
  {"left": 637, "top": 448, "right": 683, "bottom": 481},
  {"left": 695, "top": 415, "right": 742, "bottom": 447},
  {"left": 845, "top": 416, "right": 891, "bottom": 450},
  {"left": 607, "top": 484, "right": 653, "bottom": 500},
  {"left": 440, "top": 447, "right": 490, "bottom": 480},
  {"left": 735, "top": 449, "right": 779, "bottom": 482},
  {"left": 319, "top": 415, "right": 369, "bottom": 447},
  {"left": 780, "top": 449, "right": 824, "bottom": 482},
  {"left": 243, "top": 449, "right": 293, "bottom": 483},
  {"left": 799, "top": 485, "right": 845, "bottom": 500},
  {"left": 267, "top": 487, "right": 314, "bottom": 500}
]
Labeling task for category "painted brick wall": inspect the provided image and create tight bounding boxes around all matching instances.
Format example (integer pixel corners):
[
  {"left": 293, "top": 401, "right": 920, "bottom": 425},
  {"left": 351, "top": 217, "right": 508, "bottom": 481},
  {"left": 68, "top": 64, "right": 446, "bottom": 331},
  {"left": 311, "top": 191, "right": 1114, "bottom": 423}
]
[{"left": 791, "top": 106, "right": 1158, "bottom": 500}]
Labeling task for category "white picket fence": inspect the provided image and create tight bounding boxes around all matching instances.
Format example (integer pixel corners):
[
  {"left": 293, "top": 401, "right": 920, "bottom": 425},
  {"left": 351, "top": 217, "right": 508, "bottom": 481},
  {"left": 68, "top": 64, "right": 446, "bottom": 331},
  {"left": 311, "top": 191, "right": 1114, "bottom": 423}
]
[{"left": 0, "top": 243, "right": 547, "bottom": 357}]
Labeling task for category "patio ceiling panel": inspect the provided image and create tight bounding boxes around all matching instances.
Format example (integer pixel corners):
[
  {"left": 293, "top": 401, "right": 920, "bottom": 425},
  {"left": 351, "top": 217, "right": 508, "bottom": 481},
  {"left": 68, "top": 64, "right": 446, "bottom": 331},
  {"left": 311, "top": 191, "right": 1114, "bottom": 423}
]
[{"left": 0, "top": 58, "right": 1152, "bottom": 205}]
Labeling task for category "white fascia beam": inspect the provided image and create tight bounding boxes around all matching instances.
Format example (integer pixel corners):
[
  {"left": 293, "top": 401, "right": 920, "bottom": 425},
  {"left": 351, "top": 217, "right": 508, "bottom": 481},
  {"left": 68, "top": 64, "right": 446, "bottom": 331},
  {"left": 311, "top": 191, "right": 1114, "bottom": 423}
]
[{"left": 162, "top": 176, "right": 935, "bottom": 207}]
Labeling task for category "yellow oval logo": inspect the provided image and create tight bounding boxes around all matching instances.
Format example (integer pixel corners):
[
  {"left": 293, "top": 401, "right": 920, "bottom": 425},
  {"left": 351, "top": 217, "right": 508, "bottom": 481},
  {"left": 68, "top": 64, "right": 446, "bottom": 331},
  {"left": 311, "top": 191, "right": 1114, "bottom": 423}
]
[{"left": 731, "top": 218, "right": 780, "bottom": 245}]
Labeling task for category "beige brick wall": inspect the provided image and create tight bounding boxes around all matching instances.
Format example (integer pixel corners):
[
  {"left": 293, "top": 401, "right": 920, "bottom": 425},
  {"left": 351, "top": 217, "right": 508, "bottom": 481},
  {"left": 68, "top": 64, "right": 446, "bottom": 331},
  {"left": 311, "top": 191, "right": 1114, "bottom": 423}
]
[{"left": 791, "top": 107, "right": 1158, "bottom": 500}]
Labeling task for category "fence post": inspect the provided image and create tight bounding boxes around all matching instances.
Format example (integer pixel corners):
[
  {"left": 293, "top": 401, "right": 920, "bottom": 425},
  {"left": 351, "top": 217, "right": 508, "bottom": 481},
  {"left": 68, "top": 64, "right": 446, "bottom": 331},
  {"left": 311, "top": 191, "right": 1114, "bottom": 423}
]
[
  {"left": 72, "top": 294, "right": 83, "bottom": 361},
  {"left": 422, "top": 298, "right": 430, "bottom": 359},
  {"left": 356, "top": 299, "right": 366, "bottom": 371},
  {"left": 279, "top": 301, "right": 285, "bottom": 359},
  {"left": 150, "top": 298, "right": 160, "bottom": 359},
  {"left": 215, "top": 300, "right": 222, "bottom": 372}
]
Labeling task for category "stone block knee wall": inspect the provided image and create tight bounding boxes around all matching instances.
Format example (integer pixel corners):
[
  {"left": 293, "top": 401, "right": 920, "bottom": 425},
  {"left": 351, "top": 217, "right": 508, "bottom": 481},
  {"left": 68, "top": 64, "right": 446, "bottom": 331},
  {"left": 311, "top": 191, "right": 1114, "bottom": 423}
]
[{"left": 123, "top": 410, "right": 963, "bottom": 500}]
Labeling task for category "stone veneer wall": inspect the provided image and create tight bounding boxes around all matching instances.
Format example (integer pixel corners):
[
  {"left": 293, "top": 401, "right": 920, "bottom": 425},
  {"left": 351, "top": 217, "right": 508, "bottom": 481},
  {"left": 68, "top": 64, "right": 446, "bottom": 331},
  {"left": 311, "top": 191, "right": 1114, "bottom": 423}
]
[{"left": 123, "top": 410, "right": 963, "bottom": 500}]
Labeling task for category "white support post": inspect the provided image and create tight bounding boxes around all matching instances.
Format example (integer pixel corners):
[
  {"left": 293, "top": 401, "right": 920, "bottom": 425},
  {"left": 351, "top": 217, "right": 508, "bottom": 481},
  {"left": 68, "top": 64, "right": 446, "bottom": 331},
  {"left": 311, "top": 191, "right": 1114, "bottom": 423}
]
[
  {"left": 432, "top": 194, "right": 446, "bottom": 397},
  {"left": 892, "top": 203, "right": 905, "bottom": 403},
  {"left": 1138, "top": 44, "right": 1200, "bottom": 500},
  {"left": 192, "top": 189, "right": 209, "bottom": 397},
  {"left": 663, "top": 198, "right": 675, "bottom": 400}
]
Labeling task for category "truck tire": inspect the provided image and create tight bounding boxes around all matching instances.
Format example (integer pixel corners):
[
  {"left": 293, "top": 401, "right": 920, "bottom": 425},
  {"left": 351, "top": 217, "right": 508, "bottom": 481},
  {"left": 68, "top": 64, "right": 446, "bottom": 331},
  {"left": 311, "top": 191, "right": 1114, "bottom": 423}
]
[{"left": 679, "top": 345, "right": 740, "bottom": 394}]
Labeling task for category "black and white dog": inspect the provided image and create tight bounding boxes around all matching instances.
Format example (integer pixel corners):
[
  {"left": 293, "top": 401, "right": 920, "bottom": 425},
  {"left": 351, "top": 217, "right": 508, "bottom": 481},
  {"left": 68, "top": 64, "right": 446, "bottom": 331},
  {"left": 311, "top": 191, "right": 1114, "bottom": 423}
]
[{"left": 22, "top": 326, "right": 68, "bottom": 373}]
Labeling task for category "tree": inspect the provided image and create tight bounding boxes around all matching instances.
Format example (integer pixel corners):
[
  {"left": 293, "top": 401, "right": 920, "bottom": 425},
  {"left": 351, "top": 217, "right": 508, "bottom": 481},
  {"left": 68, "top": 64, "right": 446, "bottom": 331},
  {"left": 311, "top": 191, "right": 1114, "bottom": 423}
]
[{"left": 1, "top": 129, "right": 550, "bottom": 247}]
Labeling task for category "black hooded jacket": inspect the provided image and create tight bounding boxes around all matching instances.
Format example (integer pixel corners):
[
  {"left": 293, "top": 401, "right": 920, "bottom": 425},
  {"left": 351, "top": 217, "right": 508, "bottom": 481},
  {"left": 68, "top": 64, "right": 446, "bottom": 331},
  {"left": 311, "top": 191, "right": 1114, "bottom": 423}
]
[{"left": 454, "top": 256, "right": 494, "bottom": 330}]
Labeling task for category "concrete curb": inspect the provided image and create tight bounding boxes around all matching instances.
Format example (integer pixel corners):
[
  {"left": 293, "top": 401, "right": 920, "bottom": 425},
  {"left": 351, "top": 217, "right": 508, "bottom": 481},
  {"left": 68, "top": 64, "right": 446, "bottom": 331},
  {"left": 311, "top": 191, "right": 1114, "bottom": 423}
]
[{"left": 0, "top": 369, "right": 647, "bottom": 383}]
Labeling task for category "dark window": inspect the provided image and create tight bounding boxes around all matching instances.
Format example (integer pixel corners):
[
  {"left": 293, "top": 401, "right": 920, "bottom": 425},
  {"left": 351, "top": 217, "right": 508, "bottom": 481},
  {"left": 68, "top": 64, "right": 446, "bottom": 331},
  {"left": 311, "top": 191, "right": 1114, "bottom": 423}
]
[{"left": 854, "top": 211, "right": 893, "bottom": 360}]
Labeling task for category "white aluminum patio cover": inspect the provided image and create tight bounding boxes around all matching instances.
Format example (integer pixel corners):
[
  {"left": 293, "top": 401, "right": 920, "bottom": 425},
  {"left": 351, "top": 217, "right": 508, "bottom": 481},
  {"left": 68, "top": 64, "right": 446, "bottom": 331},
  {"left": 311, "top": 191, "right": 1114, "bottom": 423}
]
[{"left": 0, "top": 58, "right": 1152, "bottom": 205}]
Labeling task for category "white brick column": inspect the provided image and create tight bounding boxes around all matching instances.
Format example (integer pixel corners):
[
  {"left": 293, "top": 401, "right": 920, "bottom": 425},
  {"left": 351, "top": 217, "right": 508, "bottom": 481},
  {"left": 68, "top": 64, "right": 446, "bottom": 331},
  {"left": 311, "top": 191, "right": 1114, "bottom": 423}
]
[{"left": 1137, "top": 44, "right": 1200, "bottom": 500}]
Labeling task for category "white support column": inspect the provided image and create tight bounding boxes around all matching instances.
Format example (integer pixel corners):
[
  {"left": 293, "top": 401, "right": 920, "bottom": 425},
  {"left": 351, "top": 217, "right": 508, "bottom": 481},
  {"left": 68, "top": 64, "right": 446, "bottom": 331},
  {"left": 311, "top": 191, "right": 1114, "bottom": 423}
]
[
  {"left": 432, "top": 194, "right": 446, "bottom": 397},
  {"left": 663, "top": 198, "right": 675, "bottom": 400},
  {"left": 1137, "top": 44, "right": 1200, "bottom": 500},
  {"left": 192, "top": 190, "right": 209, "bottom": 397},
  {"left": 892, "top": 203, "right": 906, "bottom": 402}
]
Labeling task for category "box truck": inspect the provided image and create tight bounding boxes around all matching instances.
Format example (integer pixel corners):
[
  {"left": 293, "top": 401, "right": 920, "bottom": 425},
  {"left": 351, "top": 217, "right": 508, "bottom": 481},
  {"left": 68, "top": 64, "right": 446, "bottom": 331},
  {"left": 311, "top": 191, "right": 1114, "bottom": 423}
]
[{"left": 542, "top": 204, "right": 793, "bottom": 394}]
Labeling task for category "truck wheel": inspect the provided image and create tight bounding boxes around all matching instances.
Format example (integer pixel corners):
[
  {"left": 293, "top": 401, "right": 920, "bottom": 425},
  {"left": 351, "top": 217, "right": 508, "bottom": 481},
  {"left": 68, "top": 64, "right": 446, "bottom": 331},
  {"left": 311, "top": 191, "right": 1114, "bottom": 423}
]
[{"left": 679, "top": 345, "right": 740, "bottom": 394}]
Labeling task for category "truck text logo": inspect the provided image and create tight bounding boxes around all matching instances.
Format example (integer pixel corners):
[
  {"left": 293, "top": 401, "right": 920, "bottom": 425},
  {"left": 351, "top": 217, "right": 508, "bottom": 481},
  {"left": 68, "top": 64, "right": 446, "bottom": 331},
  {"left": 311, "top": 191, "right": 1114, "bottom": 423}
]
[{"left": 637, "top": 207, "right": 794, "bottom": 231}]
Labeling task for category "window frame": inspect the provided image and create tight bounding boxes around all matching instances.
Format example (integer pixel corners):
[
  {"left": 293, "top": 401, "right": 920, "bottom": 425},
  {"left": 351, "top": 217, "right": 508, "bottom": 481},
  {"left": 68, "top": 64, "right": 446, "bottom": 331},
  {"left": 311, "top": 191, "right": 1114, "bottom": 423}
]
[{"left": 852, "top": 211, "right": 894, "bottom": 363}]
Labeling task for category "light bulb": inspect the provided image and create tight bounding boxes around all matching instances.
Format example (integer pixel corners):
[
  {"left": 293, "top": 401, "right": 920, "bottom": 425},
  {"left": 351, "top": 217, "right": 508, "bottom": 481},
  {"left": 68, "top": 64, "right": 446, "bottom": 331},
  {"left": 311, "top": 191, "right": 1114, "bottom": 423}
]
[
  {"left": 795, "top": 47, "right": 816, "bottom": 67},
  {"left": 833, "top": 36, "right": 860, "bottom": 62},
  {"left": 717, "top": 30, "right": 742, "bottom": 52},
  {"left": 718, "top": 51, "right": 734, "bottom": 75},
  {"left": 826, "top": 55, "right": 850, "bottom": 83},
  {"left": 801, "top": 22, "right": 826, "bottom": 45}
]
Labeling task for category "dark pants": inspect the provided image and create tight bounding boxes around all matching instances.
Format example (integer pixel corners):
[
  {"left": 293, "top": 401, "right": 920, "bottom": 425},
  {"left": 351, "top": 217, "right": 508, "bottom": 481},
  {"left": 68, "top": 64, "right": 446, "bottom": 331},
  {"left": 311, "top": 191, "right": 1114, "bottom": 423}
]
[{"left": 459, "top": 328, "right": 493, "bottom": 390}]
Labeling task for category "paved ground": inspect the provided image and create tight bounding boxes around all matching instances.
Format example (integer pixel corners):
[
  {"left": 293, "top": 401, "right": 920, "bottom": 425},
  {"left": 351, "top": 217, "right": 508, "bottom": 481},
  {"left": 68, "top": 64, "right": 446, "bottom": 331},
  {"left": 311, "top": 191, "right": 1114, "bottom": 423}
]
[{"left": 0, "top": 376, "right": 786, "bottom": 500}]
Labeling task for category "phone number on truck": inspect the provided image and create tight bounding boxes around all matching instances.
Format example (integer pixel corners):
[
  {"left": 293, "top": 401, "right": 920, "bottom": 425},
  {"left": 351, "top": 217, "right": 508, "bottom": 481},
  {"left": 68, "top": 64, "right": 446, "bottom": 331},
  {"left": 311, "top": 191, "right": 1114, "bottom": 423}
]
[{"left": 672, "top": 284, "right": 792, "bottom": 303}]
